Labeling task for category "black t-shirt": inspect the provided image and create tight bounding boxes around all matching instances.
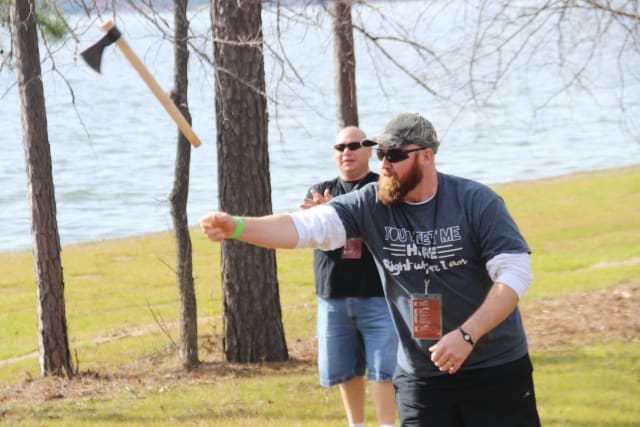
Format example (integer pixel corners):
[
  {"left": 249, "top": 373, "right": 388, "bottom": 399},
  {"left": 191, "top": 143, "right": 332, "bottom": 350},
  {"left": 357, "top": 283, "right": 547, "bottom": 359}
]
[{"left": 307, "top": 172, "right": 384, "bottom": 298}]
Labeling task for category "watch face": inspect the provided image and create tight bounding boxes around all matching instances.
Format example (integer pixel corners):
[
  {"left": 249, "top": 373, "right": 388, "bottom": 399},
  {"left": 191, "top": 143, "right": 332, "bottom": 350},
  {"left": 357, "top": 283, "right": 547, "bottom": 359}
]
[{"left": 458, "top": 326, "right": 474, "bottom": 347}]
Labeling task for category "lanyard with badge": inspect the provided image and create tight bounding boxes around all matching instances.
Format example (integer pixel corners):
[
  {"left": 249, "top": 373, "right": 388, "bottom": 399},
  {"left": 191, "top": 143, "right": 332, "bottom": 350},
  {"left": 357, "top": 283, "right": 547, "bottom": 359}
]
[
  {"left": 411, "top": 189, "right": 443, "bottom": 339},
  {"left": 411, "top": 269, "right": 442, "bottom": 339}
]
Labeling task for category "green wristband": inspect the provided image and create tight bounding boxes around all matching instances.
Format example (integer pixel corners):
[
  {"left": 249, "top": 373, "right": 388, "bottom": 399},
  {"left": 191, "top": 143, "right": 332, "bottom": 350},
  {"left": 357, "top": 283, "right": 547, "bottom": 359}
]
[{"left": 229, "top": 216, "right": 244, "bottom": 239}]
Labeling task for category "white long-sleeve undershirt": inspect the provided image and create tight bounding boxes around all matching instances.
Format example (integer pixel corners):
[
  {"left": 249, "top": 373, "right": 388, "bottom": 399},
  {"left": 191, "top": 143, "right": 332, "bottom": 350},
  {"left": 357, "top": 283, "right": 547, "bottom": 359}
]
[{"left": 289, "top": 204, "right": 346, "bottom": 251}]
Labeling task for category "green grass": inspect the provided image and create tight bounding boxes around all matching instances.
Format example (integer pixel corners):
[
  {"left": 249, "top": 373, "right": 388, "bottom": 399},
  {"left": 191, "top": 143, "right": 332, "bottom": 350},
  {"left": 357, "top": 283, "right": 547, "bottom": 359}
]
[
  {"left": 533, "top": 342, "right": 640, "bottom": 427},
  {"left": 1, "top": 164, "right": 639, "bottom": 426},
  {"left": 498, "top": 166, "right": 640, "bottom": 298}
]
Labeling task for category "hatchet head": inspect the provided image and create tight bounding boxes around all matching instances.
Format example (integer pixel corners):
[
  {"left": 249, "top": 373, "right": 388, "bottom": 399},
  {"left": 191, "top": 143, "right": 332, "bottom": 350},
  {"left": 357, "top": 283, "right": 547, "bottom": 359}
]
[{"left": 81, "top": 23, "right": 121, "bottom": 73}]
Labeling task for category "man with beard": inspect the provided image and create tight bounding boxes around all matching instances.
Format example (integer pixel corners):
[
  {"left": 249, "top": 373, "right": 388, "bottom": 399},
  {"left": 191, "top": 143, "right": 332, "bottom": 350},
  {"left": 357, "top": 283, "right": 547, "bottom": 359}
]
[
  {"left": 200, "top": 112, "right": 541, "bottom": 427},
  {"left": 300, "top": 126, "right": 397, "bottom": 427}
]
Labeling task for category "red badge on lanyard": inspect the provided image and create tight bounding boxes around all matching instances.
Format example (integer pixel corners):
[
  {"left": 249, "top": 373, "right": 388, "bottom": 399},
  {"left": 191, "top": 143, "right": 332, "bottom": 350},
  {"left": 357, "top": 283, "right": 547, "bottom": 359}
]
[
  {"left": 342, "top": 238, "right": 362, "bottom": 259},
  {"left": 411, "top": 293, "right": 442, "bottom": 339}
]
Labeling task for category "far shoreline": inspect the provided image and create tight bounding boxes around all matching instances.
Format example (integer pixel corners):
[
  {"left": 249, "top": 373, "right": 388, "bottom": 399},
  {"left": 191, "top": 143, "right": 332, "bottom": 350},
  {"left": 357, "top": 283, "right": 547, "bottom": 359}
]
[{"left": 3, "top": 163, "right": 639, "bottom": 256}]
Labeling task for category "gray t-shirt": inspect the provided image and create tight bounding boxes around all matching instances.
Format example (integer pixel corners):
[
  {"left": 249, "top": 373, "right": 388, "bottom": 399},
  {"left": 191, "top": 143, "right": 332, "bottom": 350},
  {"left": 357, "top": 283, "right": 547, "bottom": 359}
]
[{"left": 328, "top": 172, "right": 531, "bottom": 377}]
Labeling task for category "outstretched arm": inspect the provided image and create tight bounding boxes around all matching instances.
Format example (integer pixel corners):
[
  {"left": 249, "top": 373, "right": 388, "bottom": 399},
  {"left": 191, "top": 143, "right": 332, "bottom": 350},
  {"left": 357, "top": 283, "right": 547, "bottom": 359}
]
[{"left": 199, "top": 212, "right": 299, "bottom": 249}]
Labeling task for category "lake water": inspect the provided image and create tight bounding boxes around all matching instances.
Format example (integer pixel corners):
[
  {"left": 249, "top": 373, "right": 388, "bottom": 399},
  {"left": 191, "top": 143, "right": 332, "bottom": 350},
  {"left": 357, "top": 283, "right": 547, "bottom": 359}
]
[{"left": 1, "top": 3, "right": 639, "bottom": 252}]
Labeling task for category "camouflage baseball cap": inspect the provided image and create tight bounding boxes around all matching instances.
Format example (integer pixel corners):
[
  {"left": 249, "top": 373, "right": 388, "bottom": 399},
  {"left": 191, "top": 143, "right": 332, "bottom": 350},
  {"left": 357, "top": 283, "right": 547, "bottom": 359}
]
[{"left": 361, "top": 112, "right": 440, "bottom": 153}]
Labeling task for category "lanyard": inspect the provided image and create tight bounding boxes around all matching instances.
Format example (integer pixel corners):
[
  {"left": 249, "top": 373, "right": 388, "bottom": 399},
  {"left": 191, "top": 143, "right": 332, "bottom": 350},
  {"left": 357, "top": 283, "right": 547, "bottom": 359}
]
[{"left": 423, "top": 185, "right": 439, "bottom": 294}]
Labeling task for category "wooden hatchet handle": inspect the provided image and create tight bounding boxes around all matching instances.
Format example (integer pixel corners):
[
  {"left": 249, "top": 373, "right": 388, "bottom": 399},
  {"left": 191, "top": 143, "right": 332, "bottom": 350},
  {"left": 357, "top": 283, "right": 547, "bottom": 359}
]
[{"left": 100, "top": 20, "right": 201, "bottom": 148}]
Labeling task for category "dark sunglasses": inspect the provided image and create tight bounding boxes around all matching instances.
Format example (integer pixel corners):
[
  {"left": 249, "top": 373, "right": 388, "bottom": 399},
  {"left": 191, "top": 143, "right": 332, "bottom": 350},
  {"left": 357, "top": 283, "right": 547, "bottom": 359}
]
[
  {"left": 334, "top": 142, "right": 363, "bottom": 152},
  {"left": 376, "top": 147, "right": 428, "bottom": 163}
]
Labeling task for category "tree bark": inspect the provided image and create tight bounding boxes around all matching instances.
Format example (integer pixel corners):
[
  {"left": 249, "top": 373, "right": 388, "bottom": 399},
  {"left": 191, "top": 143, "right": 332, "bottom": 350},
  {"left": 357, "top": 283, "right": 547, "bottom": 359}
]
[
  {"left": 170, "top": 0, "right": 199, "bottom": 370},
  {"left": 11, "top": 0, "right": 73, "bottom": 377},
  {"left": 330, "top": 0, "right": 358, "bottom": 129},
  {"left": 212, "top": 0, "right": 288, "bottom": 362}
]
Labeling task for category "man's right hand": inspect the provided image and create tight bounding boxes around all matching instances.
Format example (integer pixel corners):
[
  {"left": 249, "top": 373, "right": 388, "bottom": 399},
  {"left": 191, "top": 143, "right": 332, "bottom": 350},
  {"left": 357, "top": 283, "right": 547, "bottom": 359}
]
[
  {"left": 199, "top": 212, "right": 237, "bottom": 242},
  {"left": 300, "top": 188, "right": 332, "bottom": 210}
]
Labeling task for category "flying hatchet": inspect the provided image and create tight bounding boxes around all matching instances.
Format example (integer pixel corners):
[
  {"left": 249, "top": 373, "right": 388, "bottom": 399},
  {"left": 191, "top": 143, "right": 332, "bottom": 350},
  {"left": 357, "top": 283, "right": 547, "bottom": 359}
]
[{"left": 81, "top": 19, "right": 201, "bottom": 148}]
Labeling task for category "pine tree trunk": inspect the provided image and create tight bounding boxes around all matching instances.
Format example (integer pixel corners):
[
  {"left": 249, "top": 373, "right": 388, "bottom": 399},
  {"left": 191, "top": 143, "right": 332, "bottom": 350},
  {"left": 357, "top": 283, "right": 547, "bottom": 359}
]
[
  {"left": 330, "top": 0, "right": 359, "bottom": 129},
  {"left": 11, "top": 0, "right": 73, "bottom": 377},
  {"left": 212, "top": 0, "right": 288, "bottom": 362}
]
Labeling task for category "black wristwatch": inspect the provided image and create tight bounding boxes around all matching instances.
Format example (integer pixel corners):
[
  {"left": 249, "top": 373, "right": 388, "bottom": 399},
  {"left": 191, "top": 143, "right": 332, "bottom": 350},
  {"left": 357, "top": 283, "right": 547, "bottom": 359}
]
[{"left": 458, "top": 326, "right": 475, "bottom": 348}]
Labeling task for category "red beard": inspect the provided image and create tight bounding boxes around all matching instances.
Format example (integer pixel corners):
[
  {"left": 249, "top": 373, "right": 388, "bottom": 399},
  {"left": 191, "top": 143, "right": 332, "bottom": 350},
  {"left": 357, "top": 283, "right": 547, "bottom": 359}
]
[{"left": 377, "top": 157, "right": 423, "bottom": 206}]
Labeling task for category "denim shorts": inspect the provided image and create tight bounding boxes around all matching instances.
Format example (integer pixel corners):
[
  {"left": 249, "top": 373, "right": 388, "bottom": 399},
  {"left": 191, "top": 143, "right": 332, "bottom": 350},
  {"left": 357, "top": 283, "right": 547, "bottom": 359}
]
[{"left": 317, "top": 296, "right": 398, "bottom": 387}]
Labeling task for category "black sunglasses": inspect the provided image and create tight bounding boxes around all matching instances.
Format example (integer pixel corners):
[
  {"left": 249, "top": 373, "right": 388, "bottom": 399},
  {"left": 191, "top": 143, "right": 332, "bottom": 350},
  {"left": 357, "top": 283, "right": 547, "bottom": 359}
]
[
  {"left": 334, "top": 142, "right": 363, "bottom": 152},
  {"left": 376, "top": 147, "right": 428, "bottom": 163}
]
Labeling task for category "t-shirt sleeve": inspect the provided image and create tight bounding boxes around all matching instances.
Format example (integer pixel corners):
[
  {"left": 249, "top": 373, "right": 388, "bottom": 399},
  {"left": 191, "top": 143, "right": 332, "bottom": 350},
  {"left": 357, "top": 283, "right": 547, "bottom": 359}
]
[
  {"left": 472, "top": 186, "right": 531, "bottom": 261},
  {"left": 326, "top": 184, "right": 376, "bottom": 239}
]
